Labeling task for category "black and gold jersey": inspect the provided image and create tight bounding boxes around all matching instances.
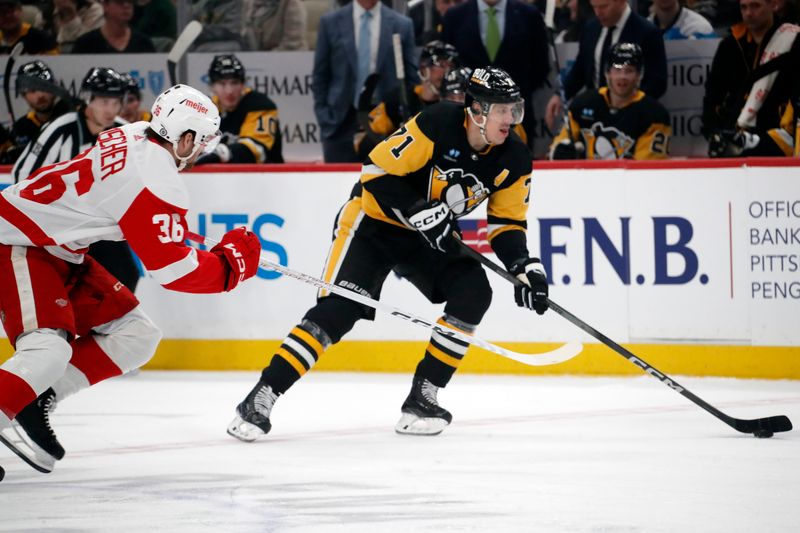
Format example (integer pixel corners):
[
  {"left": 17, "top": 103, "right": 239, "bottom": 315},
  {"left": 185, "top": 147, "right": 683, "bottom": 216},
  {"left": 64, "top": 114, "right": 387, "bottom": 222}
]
[
  {"left": 356, "top": 84, "right": 433, "bottom": 160},
  {"left": 550, "top": 88, "right": 671, "bottom": 160},
  {"left": 360, "top": 102, "right": 533, "bottom": 268},
  {"left": 213, "top": 88, "right": 283, "bottom": 163},
  {"left": 0, "top": 98, "right": 72, "bottom": 164}
]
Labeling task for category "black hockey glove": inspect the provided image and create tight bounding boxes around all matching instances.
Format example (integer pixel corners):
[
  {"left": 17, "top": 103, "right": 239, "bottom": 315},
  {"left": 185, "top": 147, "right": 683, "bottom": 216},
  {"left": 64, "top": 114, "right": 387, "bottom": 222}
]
[
  {"left": 405, "top": 200, "right": 458, "bottom": 254},
  {"left": 509, "top": 257, "right": 549, "bottom": 315},
  {"left": 708, "top": 129, "right": 760, "bottom": 158},
  {"left": 551, "top": 140, "right": 585, "bottom": 160}
]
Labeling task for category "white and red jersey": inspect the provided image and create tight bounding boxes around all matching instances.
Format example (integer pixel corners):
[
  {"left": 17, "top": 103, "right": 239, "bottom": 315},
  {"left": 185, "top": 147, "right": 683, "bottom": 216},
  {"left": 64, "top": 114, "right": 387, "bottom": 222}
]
[{"left": 0, "top": 122, "right": 230, "bottom": 293}]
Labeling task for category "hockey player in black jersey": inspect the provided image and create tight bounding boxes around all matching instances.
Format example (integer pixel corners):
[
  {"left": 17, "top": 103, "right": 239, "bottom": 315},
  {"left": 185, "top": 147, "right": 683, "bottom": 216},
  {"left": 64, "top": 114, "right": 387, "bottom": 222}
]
[
  {"left": 356, "top": 40, "right": 459, "bottom": 159},
  {"left": 550, "top": 43, "right": 672, "bottom": 160},
  {"left": 228, "top": 67, "right": 549, "bottom": 440},
  {"left": 197, "top": 54, "right": 284, "bottom": 164},
  {"left": 0, "top": 61, "right": 73, "bottom": 165}
]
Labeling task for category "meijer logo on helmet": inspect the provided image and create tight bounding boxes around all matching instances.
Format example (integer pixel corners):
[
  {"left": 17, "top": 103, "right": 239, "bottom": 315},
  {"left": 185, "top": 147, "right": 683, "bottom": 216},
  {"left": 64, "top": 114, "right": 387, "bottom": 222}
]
[{"left": 183, "top": 99, "right": 209, "bottom": 115}]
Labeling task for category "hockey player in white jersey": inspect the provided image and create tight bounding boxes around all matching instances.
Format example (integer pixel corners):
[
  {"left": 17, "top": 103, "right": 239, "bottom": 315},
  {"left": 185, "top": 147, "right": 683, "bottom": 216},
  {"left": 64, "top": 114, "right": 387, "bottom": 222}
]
[{"left": 0, "top": 85, "right": 262, "bottom": 476}]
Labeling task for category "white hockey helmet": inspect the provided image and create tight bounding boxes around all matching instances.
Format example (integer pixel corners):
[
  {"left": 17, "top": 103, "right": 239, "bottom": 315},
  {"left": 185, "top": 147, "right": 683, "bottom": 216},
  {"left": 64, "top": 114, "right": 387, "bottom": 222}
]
[{"left": 150, "top": 84, "right": 221, "bottom": 169}]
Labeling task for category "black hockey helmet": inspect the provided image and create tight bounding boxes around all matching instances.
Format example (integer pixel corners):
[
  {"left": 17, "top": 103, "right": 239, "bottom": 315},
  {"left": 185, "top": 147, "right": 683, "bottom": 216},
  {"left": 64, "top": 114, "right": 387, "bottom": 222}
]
[
  {"left": 441, "top": 67, "right": 472, "bottom": 101},
  {"left": 466, "top": 66, "right": 524, "bottom": 125},
  {"left": 81, "top": 67, "right": 126, "bottom": 98},
  {"left": 606, "top": 42, "right": 643, "bottom": 72},
  {"left": 208, "top": 54, "right": 245, "bottom": 83},
  {"left": 419, "top": 40, "right": 459, "bottom": 69},
  {"left": 119, "top": 72, "right": 141, "bottom": 99},
  {"left": 16, "top": 60, "right": 58, "bottom": 95}
]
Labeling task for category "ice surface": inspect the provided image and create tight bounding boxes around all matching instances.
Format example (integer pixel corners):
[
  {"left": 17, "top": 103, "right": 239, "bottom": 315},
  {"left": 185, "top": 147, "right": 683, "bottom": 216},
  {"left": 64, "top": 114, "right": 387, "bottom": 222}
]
[{"left": 1, "top": 372, "right": 798, "bottom": 532}]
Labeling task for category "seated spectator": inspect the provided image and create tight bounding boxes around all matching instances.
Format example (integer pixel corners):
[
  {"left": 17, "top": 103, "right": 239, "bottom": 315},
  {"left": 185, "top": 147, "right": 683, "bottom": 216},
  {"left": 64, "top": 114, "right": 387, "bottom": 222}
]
[
  {"left": 71, "top": 0, "right": 155, "bottom": 53},
  {"left": 53, "top": 0, "right": 104, "bottom": 51},
  {"left": 0, "top": 0, "right": 59, "bottom": 53},
  {"left": 355, "top": 40, "right": 459, "bottom": 158},
  {"left": 649, "top": 0, "right": 716, "bottom": 38},
  {"left": 409, "top": 0, "right": 464, "bottom": 45},
  {"left": 549, "top": 42, "right": 671, "bottom": 160},
  {"left": 119, "top": 72, "right": 152, "bottom": 122},
  {"left": 556, "top": 0, "right": 594, "bottom": 42},
  {"left": 242, "top": 0, "right": 308, "bottom": 50},
  {"left": 703, "top": 0, "right": 800, "bottom": 157},
  {"left": 192, "top": 0, "right": 245, "bottom": 51},
  {"left": 196, "top": 54, "right": 284, "bottom": 164},
  {"left": 1, "top": 60, "right": 74, "bottom": 164},
  {"left": 133, "top": 0, "right": 176, "bottom": 40}
]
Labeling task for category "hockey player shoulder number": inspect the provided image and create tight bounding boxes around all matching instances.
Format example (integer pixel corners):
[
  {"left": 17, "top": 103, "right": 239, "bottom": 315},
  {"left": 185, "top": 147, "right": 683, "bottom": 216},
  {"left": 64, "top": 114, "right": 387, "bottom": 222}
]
[{"left": 387, "top": 124, "right": 414, "bottom": 159}]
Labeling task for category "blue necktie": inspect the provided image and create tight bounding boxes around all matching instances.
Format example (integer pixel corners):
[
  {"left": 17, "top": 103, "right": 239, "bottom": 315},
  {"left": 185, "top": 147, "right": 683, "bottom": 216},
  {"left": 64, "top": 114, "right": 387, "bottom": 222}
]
[{"left": 356, "top": 10, "right": 372, "bottom": 107}]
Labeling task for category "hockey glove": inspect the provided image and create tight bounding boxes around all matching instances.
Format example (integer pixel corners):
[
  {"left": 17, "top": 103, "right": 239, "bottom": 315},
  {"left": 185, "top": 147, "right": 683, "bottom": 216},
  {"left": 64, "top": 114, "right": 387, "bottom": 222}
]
[
  {"left": 708, "top": 129, "right": 760, "bottom": 158},
  {"left": 551, "top": 140, "right": 585, "bottom": 160},
  {"left": 211, "top": 227, "right": 262, "bottom": 291},
  {"left": 195, "top": 142, "right": 231, "bottom": 165},
  {"left": 405, "top": 200, "right": 458, "bottom": 253},
  {"left": 509, "top": 257, "right": 549, "bottom": 315}
]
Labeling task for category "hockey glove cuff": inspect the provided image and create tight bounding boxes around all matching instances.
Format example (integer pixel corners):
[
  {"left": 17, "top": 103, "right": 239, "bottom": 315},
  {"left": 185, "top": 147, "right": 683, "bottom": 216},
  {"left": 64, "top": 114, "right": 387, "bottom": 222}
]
[
  {"left": 510, "top": 257, "right": 549, "bottom": 315},
  {"left": 211, "top": 227, "right": 262, "bottom": 291},
  {"left": 405, "top": 200, "right": 459, "bottom": 254}
]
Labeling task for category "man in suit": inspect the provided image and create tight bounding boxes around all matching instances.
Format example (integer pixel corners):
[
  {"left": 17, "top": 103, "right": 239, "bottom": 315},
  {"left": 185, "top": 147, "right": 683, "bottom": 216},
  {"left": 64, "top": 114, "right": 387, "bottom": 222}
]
[
  {"left": 441, "top": 0, "right": 550, "bottom": 148},
  {"left": 313, "top": 0, "right": 418, "bottom": 162},
  {"left": 544, "top": 0, "right": 667, "bottom": 132}
]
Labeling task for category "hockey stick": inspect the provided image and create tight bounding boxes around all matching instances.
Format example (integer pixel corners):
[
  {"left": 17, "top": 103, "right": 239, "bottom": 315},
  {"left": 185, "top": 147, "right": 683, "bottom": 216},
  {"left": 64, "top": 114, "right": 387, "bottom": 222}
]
[
  {"left": 167, "top": 21, "right": 203, "bottom": 86},
  {"left": 455, "top": 239, "right": 793, "bottom": 437},
  {"left": 186, "top": 231, "right": 583, "bottom": 367},
  {"left": 3, "top": 42, "right": 23, "bottom": 126},
  {"left": 392, "top": 33, "right": 410, "bottom": 121},
  {"left": 544, "top": 0, "right": 583, "bottom": 155}
]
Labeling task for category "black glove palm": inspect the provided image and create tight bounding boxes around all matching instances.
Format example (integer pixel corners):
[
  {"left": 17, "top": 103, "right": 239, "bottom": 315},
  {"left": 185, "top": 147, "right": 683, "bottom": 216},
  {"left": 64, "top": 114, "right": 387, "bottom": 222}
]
[{"left": 510, "top": 258, "right": 549, "bottom": 315}]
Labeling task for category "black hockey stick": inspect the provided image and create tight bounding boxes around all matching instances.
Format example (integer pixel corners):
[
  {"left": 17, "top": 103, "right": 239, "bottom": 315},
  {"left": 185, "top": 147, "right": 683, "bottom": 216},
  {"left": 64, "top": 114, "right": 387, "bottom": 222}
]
[
  {"left": 167, "top": 21, "right": 203, "bottom": 86},
  {"left": 456, "top": 239, "right": 793, "bottom": 437},
  {"left": 3, "top": 42, "right": 24, "bottom": 125}
]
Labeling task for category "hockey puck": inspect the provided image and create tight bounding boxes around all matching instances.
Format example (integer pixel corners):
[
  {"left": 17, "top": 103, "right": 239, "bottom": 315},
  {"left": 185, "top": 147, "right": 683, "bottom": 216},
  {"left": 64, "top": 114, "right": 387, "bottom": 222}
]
[{"left": 753, "top": 429, "right": 774, "bottom": 438}]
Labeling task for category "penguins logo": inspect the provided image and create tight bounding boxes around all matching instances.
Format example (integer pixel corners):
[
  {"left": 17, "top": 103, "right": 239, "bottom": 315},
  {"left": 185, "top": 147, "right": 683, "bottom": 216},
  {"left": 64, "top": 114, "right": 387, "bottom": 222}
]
[
  {"left": 430, "top": 166, "right": 490, "bottom": 216},
  {"left": 585, "top": 122, "right": 634, "bottom": 159}
]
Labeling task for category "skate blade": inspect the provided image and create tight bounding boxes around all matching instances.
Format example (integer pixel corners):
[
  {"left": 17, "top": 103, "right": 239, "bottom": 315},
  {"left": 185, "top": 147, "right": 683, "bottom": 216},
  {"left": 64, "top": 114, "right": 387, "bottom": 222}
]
[
  {"left": 395, "top": 412, "right": 449, "bottom": 436},
  {"left": 0, "top": 424, "right": 56, "bottom": 473},
  {"left": 226, "top": 415, "right": 268, "bottom": 442}
]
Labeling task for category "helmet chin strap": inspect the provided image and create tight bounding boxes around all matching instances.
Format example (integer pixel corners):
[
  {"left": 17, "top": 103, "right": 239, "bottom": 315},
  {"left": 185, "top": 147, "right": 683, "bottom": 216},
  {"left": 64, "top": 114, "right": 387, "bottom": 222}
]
[
  {"left": 171, "top": 141, "right": 203, "bottom": 171},
  {"left": 468, "top": 106, "right": 492, "bottom": 147}
]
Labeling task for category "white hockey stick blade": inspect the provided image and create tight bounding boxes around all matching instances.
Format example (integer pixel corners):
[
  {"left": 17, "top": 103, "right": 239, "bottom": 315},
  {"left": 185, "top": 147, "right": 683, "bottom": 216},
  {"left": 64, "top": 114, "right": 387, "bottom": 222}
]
[
  {"left": 187, "top": 232, "right": 583, "bottom": 367},
  {"left": 167, "top": 21, "right": 203, "bottom": 64},
  {"left": 544, "top": 0, "right": 556, "bottom": 30},
  {"left": 392, "top": 33, "right": 405, "bottom": 80}
]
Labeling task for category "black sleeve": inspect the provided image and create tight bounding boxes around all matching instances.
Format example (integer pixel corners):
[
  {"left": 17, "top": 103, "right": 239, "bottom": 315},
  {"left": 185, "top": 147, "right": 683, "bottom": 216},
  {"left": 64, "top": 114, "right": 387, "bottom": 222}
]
[
  {"left": 563, "top": 33, "right": 589, "bottom": 99},
  {"left": 702, "top": 38, "right": 733, "bottom": 136},
  {"left": 490, "top": 229, "right": 530, "bottom": 271}
]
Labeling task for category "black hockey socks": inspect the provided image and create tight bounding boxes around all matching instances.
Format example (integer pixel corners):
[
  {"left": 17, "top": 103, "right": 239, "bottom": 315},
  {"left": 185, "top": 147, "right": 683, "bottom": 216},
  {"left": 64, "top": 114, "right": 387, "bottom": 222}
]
[
  {"left": 414, "top": 315, "right": 475, "bottom": 388},
  {"left": 261, "top": 320, "right": 331, "bottom": 394}
]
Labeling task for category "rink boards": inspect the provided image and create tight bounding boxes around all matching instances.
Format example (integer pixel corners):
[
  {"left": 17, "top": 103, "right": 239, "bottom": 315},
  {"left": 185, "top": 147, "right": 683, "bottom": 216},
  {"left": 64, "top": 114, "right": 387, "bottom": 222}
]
[{"left": 1, "top": 159, "right": 799, "bottom": 378}]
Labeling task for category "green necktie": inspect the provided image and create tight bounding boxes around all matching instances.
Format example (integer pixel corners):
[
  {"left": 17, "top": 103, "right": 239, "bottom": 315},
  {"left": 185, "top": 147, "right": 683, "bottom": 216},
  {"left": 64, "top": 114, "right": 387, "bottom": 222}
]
[{"left": 486, "top": 6, "right": 500, "bottom": 61}]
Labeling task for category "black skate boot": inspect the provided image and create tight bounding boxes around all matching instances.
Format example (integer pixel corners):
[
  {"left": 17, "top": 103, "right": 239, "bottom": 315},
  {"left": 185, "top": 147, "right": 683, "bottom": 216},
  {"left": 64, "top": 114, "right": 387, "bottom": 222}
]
[
  {"left": 0, "top": 388, "right": 63, "bottom": 473},
  {"left": 227, "top": 381, "right": 278, "bottom": 442},
  {"left": 395, "top": 377, "right": 453, "bottom": 436}
]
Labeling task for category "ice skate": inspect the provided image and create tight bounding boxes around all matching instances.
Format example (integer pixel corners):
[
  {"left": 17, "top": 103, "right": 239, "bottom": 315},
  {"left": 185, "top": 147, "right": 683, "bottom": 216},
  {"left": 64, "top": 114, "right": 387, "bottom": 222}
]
[
  {"left": 0, "top": 422, "right": 57, "bottom": 474},
  {"left": 14, "top": 388, "right": 65, "bottom": 460},
  {"left": 227, "top": 381, "right": 278, "bottom": 442},
  {"left": 395, "top": 377, "right": 452, "bottom": 436}
]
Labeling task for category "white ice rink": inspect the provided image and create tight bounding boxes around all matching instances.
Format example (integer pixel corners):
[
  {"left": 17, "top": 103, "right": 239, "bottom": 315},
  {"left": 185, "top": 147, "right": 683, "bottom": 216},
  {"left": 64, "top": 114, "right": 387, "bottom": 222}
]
[{"left": 1, "top": 371, "right": 798, "bottom": 532}]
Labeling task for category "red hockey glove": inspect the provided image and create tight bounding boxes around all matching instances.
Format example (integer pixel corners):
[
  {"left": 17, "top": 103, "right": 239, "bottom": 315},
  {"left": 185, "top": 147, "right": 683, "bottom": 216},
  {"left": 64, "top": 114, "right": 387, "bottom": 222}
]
[
  {"left": 211, "top": 227, "right": 261, "bottom": 291},
  {"left": 509, "top": 257, "right": 549, "bottom": 315}
]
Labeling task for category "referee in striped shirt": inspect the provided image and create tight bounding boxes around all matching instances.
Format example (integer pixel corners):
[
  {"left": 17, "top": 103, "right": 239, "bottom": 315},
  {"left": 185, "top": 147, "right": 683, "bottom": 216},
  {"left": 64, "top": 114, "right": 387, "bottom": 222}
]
[{"left": 11, "top": 67, "right": 140, "bottom": 292}]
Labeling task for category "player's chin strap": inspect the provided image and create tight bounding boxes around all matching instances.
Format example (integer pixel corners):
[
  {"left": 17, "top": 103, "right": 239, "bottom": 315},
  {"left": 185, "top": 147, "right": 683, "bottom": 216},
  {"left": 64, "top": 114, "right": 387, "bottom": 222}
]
[
  {"left": 171, "top": 141, "right": 203, "bottom": 171},
  {"left": 467, "top": 106, "right": 492, "bottom": 147}
]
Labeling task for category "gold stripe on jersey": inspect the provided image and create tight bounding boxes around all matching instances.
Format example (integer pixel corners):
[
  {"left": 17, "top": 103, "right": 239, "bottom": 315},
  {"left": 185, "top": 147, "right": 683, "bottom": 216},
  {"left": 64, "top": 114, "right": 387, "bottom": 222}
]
[
  {"left": 364, "top": 115, "right": 434, "bottom": 180},
  {"left": 426, "top": 317, "right": 471, "bottom": 368},
  {"left": 634, "top": 123, "right": 671, "bottom": 160},
  {"left": 276, "top": 347, "right": 308, "bottom": 376},
  {"left": 320, "top": 197, "right": 364, "bottom": 297},
  {"left": 486, "top": 173, "right": 530, "bottom": 241},
  {"left": 427, "top": 343, "right": 463, "bottom": 368},
  {"left": 361, "top": 115, "right": 435, "bottom": 227}
]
